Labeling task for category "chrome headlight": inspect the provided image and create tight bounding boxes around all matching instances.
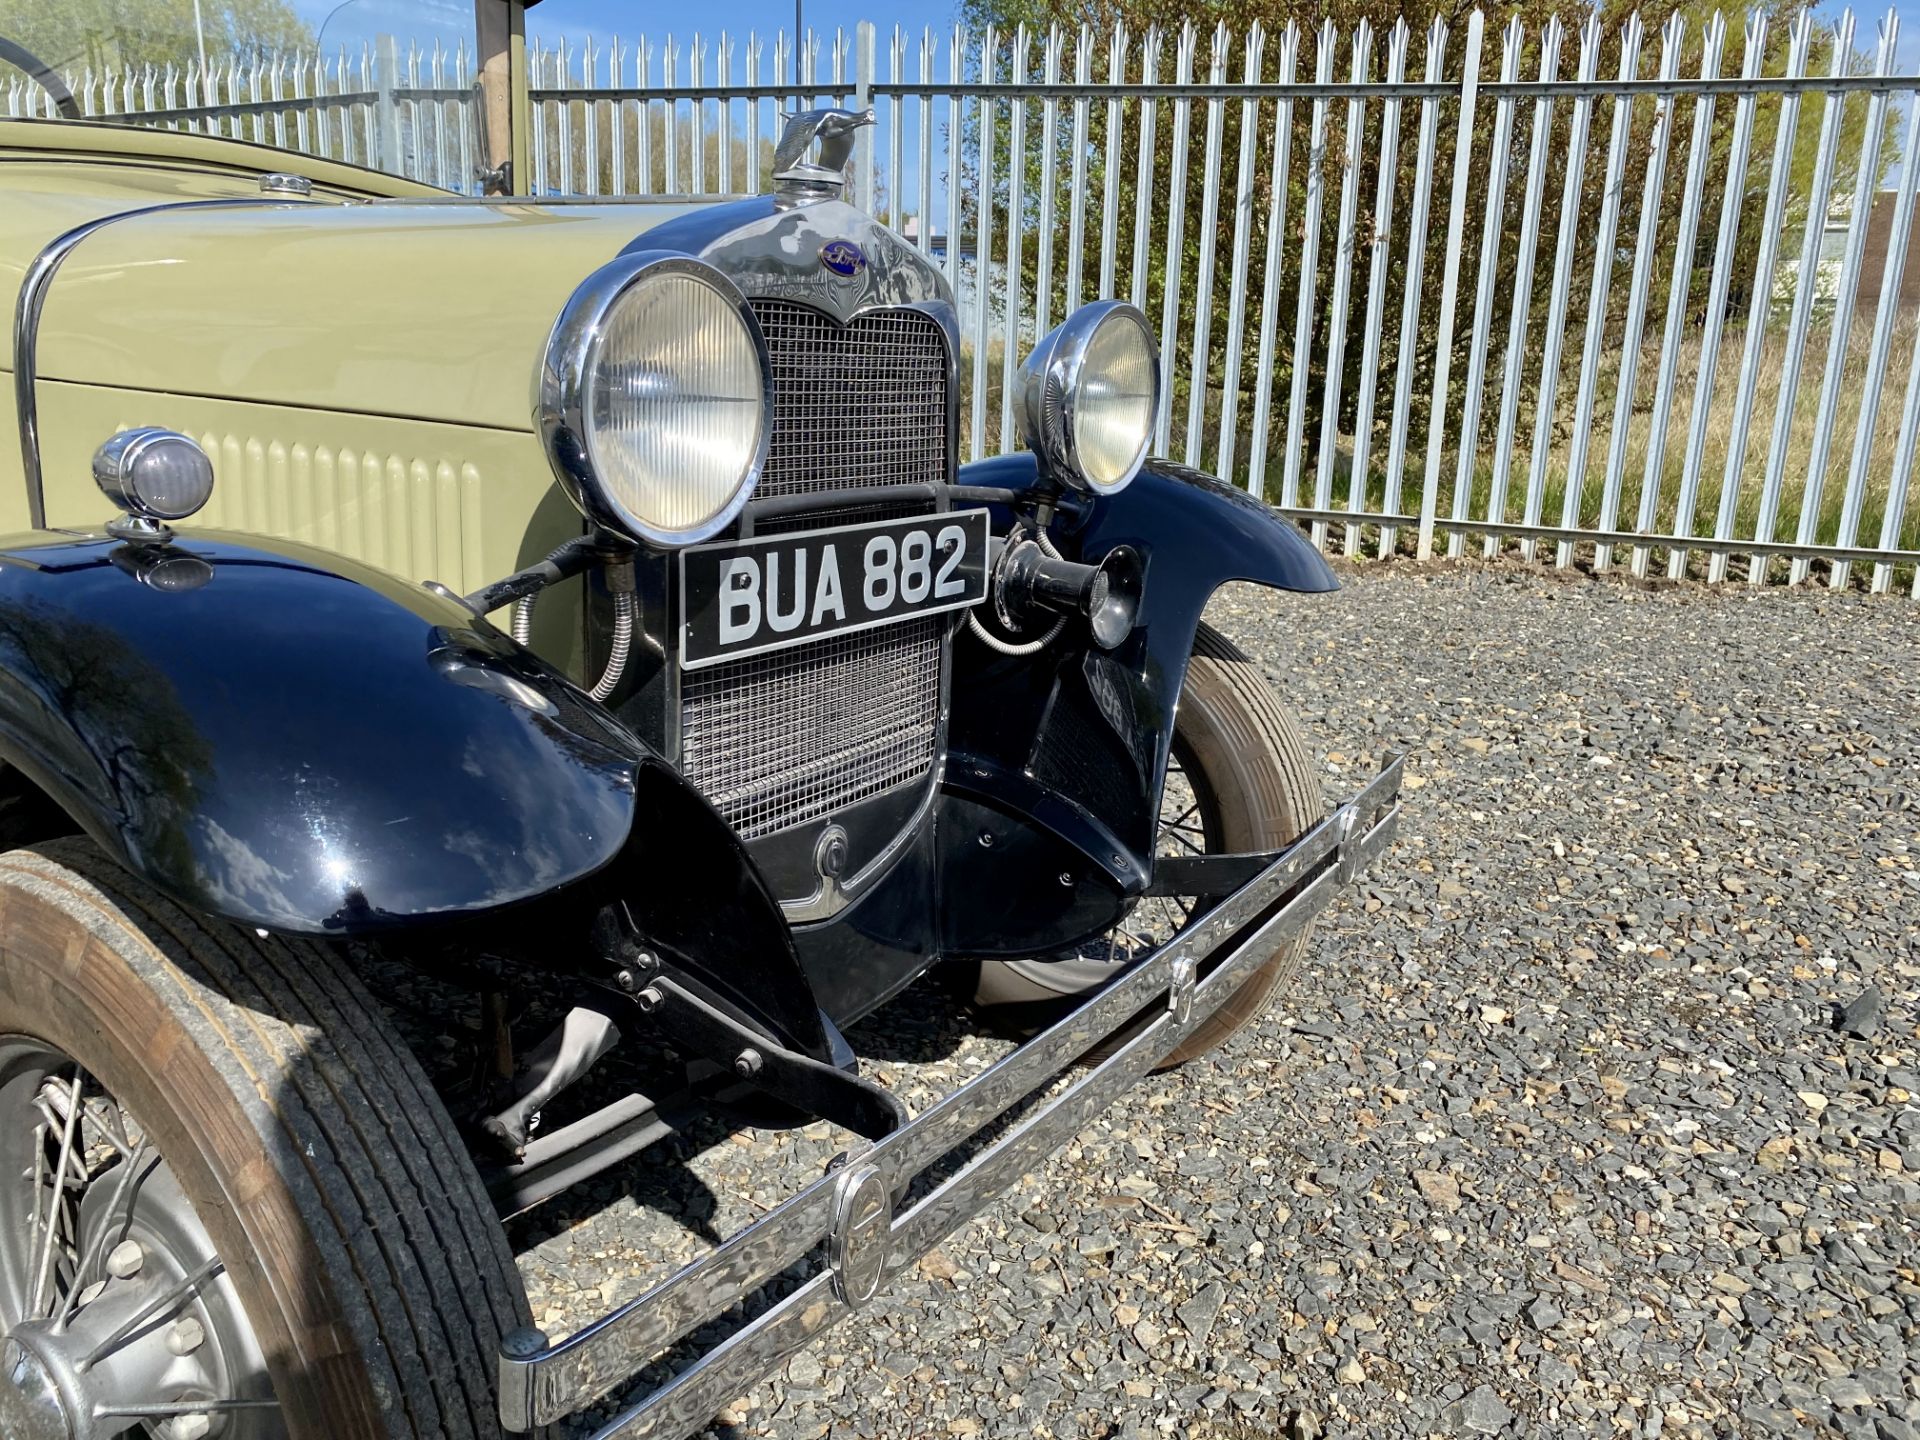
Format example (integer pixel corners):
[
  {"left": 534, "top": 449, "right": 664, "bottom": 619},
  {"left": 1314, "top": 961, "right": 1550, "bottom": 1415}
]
[
  {"left": 538, "top": 252, "right": 772, "bottom": 546},
  {"left": 1018, "top": 301, "right": 1159, "bottom": 495}
]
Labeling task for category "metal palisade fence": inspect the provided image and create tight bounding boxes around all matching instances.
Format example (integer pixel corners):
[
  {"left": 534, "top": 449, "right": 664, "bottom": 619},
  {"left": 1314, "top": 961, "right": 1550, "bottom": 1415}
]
[{"left": 10, "top": 11, "right": 1920, "bottom": 594}]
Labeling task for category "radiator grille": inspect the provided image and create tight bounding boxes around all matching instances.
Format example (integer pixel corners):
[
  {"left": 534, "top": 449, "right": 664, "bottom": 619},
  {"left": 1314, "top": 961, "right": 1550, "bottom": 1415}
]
[
  {"left": 681, "top": 302, "right": 951, "bottom": 839},
  {"left": 681, "top": 619, "right": 942, "bottom": 840},
  {"left": 749, "top": 301, "right": 951, "bottom": 497}
]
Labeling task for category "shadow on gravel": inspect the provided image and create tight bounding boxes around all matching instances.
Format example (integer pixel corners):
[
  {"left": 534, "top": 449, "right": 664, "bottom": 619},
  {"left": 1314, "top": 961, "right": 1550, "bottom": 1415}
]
[
  {"left": 503, "top": 1111, "right": 738, "bottom": 1247},
  {"left": 506, "top": 969, "right": 1009, "bottom": 1253},
  {"left": 842, "top": 967, "right": 976, "bottom": 1063},
  {"left": 361, "top": 962, "right": 747, "bottom": 1248}
]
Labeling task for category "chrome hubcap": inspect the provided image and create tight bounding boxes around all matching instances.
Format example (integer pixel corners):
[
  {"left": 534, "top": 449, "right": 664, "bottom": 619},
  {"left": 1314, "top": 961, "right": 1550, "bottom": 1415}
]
[
  {"left": 0, "top": 1335, "right": 70, "bottom": 1440},
  {"left": 0, "top": 1042, "right": 278, "bottom": 1440}
]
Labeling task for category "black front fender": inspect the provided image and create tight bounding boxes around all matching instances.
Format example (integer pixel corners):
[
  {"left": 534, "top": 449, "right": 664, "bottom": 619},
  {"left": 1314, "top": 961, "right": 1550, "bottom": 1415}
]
[
  {"left": 940, "top": 454, "right": 1334, "bottom": 956},
  {"left": 0, "top": 531, "right": 642, "bottom": 935}
]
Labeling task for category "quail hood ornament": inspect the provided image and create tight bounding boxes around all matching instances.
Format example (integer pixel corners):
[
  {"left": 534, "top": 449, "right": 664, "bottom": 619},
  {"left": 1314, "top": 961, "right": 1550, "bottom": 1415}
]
[{"left": 772, "top": 106, "right": 875, "bottom": 198}]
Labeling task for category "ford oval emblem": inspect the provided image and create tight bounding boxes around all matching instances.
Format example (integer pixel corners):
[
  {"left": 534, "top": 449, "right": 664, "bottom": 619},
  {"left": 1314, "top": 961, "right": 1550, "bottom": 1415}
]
[{"left": 820, "top": 240, "right": 867, "bottom": 277}]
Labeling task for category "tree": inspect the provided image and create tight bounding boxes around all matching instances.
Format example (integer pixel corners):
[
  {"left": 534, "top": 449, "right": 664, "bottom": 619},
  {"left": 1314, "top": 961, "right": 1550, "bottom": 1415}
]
[
  {"left": 950, "top": 0, "right": 1896, "bottom": 507},
  {"left": 0, "top": 0, "right": 312, "bottom": 73}
]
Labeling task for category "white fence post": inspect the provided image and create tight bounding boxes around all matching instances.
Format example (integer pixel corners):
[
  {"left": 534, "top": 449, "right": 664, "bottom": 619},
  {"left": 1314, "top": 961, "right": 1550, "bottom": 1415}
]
[
  {"left": 1635, "top": 15, "right": 1726, "bottom": 580},
  {"left": 1416, "top": 8, "right": 1482, "bottom": 562},
  {"left": 374, "top": 32, "right": 403, "bottom": 177},
  {"left": 852, "top": 21, "right": 875, "bottom": 211},
  {"left": 1794, "top": 15, "right": 1896, "bottom": 584},
  {"left": 1595, "top": 13, "right": 1682, "bottom": 575},
  {"left": 1446, "top": 15, "right": 1517, "bottom": 560},
  {"left": 1282, "top": 21, "right": 1334, "bottom": 514}
]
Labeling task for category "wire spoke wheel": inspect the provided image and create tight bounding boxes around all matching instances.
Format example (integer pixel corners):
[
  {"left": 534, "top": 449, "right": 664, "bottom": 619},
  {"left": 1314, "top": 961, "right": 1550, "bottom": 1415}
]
[
  {"left": 0, "top": 1043, "right": 275, "bottom": 1440},
  {"left": 969, "top": 621, "right": 1322, "bottom": 1066},
  {"left": 0, "top": 839, "right": 536, "bottom": 1440},
  {"left": 1088, "top": 743, "right": 1216, "bottom": 968}
]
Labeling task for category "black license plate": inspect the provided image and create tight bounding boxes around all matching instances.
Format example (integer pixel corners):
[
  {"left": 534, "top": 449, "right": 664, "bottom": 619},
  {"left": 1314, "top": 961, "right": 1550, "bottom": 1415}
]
[{"left": 679, "top": 509, "right": 990, "bottom": 669}]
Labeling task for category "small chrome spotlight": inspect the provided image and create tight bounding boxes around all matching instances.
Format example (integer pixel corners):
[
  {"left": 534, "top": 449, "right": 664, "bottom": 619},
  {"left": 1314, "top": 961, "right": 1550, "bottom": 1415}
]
[{"left": 92, "top": 428, "right": 215, "bottom": 543}]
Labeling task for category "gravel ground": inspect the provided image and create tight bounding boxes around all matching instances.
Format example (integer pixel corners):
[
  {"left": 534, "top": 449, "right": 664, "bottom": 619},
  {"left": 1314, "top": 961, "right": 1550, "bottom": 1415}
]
[{"left": 513, "top": 562, "right": 1919, "bottom": 1440}]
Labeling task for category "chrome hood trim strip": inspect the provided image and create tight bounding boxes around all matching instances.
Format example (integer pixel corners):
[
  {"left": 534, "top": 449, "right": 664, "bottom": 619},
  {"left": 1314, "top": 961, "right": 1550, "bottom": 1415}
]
[{"left": 12, "top": 198, "right": 303, "bottom": 529}]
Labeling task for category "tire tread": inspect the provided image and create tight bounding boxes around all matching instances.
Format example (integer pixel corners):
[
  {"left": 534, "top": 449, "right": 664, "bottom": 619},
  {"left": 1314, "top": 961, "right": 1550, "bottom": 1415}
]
[{"left": 0, "top": 840, "right": 528, "bottom": 1440}]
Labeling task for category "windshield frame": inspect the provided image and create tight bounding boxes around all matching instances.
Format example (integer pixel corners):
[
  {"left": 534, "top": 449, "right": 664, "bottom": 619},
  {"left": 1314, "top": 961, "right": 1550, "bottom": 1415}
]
[{"left": 1, "top": 1, "right": 527, "bottom": 193}]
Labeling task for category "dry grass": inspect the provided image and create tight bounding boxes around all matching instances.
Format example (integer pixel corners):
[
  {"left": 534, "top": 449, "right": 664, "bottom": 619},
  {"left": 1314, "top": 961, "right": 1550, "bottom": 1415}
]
[
  {"left": 960, "top": 308, "right": 1919, "bottom": 589},
  {"left": 1501, "top": 313, "right": 1920, "bottom": 559}
]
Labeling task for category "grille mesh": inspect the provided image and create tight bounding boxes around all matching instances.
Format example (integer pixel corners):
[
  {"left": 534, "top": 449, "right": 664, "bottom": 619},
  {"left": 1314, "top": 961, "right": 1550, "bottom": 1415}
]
[
  {"left": 681, "top": 302, "right": 950, "bottom": 839},
  {"left": 681, "top": 618, "right": 942, "bottom": 840},
  {"left": 749, "top": 301, "right": 951, "bottom": 497}
]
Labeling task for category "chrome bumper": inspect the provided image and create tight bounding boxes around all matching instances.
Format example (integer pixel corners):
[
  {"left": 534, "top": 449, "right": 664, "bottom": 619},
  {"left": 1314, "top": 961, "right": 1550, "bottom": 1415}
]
[{"left": 498, "top": 753, "right": 1405, "bottom": 1439}]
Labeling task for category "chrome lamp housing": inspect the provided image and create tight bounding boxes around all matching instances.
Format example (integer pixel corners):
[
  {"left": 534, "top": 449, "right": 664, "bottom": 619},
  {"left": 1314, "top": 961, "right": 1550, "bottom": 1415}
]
[
  {"left": 92, "top": 426, "right": 215, "bottom": 542},
  {"left": 1017, "top": 301, "right": 1160, "bottom": 496},
  {"left": 536, "top": 251, "right": 774, "bottom": 547}
]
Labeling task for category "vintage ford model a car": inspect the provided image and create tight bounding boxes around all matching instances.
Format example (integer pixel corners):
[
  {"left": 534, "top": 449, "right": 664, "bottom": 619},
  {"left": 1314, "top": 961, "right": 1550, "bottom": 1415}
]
[{"left": 0, "top": 6, "right": 1400, "bottom": 1437}]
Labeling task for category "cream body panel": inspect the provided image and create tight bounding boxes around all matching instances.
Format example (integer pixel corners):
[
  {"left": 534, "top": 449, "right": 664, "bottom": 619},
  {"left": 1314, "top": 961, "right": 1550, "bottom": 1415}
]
[
  {"left": 33, "top": 379, "right": 581, "bottom": 600},
  {"left": 0, "top": 166, "right": 264, "bottom": 303},
  {"left": 27, "top": 199, "right": 727, "bottom": 431},
  {"left": 0, "top": 116, "right": 443, "bottom": 303},
  {"left": 4, "top": 121, "right": 736, "bottom": 676},
  {"left": 0, "top": 389, "right": 22, "bottom": 535}
]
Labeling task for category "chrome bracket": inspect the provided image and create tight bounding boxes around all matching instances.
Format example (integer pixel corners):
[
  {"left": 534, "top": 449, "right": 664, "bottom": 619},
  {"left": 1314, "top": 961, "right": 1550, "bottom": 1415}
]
[
  {"left": 625, "top": 978, "right": 908, "bottom": 1141},
  {"left": 104, "top": 514, "right": 174, "bottom": 545},
  {"left": 476, "top": 159, "right": 513, "bottom": 195},
  {"left": 1334, "top": 804, "right": 1363, "bottom": 886},
  {"left": 826, "top": 1162, "right": 893, "bottom": 1309},
  {"left": 1168, "top": 952, "right": 1198, "bottom": 1026}
]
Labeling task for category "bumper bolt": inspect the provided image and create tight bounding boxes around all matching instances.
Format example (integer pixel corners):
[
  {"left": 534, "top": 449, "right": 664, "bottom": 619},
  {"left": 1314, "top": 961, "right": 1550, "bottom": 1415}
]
[
  {"left": 615, "top": 955, "right": 658, "bottom": 991},
  {"left": 635, "top": 986, "right": 663, "bottom": 1014},
  {"left": 500, "top": 1326, "right": 550, "bottom": 1360},
  {"left": 167, "top": 1317, "right": 205, "bottom": 1356},
  {"left": 105, "top": 1240, "right": 144, "bottom": 1279},
  {"left": 733, "top": 1048, "right": 764, "bottom": 1079}
]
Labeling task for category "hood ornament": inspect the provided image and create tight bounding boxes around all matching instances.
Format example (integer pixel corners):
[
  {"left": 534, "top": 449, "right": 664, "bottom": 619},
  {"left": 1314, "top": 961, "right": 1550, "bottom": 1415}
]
[{"left": 772, "top": 107, "right": 874, "bottom": 200}]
